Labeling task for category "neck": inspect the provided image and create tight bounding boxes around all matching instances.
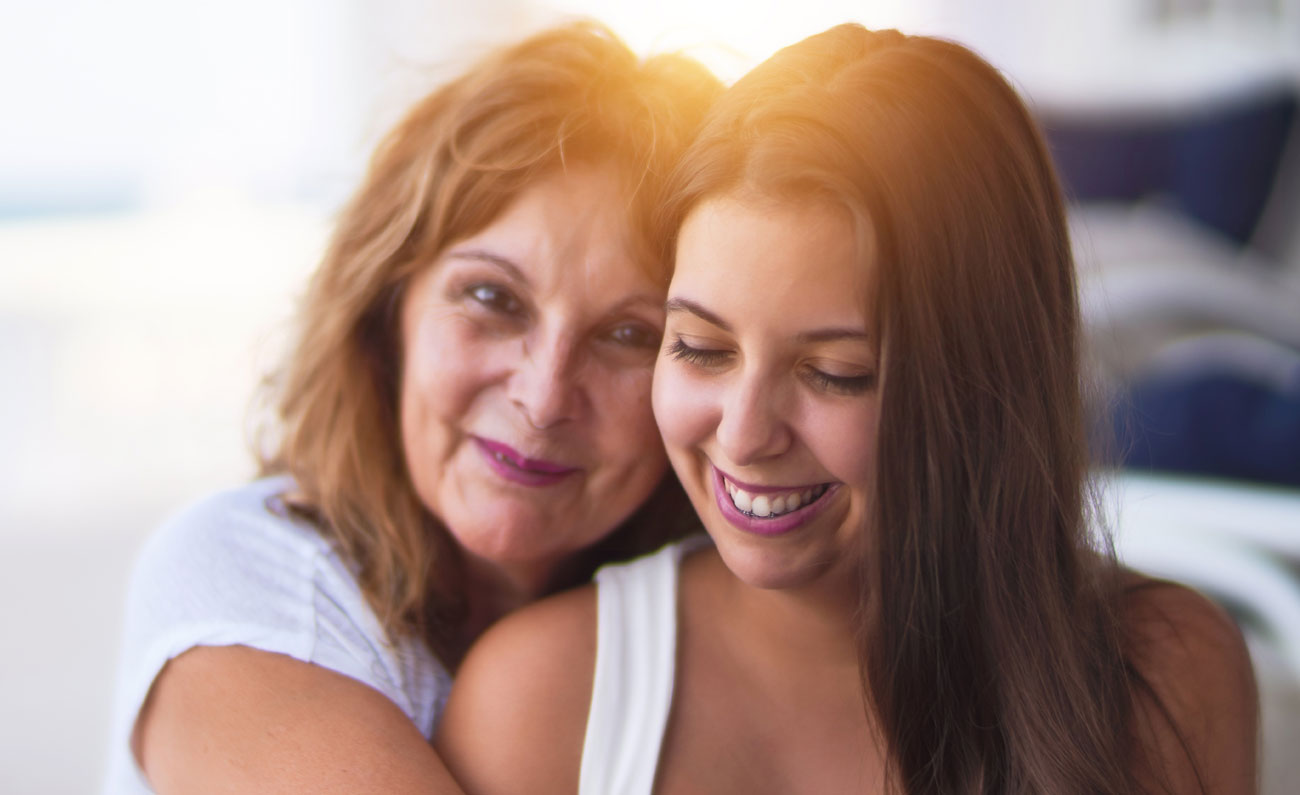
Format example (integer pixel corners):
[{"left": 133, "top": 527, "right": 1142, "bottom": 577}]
[
  {"left": 458, "top": 554, "right": 552, "bottom": 645},
  {"left": 709, "top": 550, "right": 863, "bottom": 672}
]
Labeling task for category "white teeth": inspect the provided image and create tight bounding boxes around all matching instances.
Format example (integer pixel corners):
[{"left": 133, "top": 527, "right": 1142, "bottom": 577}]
[{"left": 724, "top": 478, "right": 828, "bottom": 519}]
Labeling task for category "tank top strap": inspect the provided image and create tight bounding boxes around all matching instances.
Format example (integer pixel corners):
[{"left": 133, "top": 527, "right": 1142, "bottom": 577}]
[{"left": 578, "top": 536, "right": 707, "bottom": 795}]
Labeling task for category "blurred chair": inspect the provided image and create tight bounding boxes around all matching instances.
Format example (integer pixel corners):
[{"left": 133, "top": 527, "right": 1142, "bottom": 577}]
[
  {"left": 1044, "top": 87, "right": 1296, "bottom": 246},
  {"left": 1115, "top": 331, "right": 1300, "bottom": 487}
]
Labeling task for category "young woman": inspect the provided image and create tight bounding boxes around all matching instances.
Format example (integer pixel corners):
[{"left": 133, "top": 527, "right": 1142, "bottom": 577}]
[
  {"left": 435, "top": 24, "right": 1259, "bottom": 794},
  {"left": 105, "top": 22, "right": 719, "bottom": 794}
]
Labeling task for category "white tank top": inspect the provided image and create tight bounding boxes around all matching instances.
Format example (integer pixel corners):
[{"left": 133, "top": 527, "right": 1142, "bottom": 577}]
[{"left": 578, "top": 538, "right": 706, "bottom": 795}]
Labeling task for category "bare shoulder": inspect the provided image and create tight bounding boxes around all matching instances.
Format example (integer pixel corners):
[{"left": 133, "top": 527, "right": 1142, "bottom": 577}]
[
  {"left": 136, "top": 644, "right": 462, "bottom": 794},
  {"left": 435, "top": 585, "right": 598, "bottom": 795},
  {"left": 1121, "top": 573, "right": 1259, "bottom": 792}
]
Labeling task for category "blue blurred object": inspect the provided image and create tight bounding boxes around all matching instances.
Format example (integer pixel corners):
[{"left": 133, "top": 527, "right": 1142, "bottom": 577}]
[
  {"left": 1044, "top": 88, "right": 1297, "bottom": 245},
  {"left": 1117, "top": 333, "right": 1300, "bottom": 487}
]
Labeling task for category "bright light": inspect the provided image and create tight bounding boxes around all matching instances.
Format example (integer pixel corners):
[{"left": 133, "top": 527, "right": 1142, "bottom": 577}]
[{"left": 547, "top": 0, "right": 923, "bottom": 81}]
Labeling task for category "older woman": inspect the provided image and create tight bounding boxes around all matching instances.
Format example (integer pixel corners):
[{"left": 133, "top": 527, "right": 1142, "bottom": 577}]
[
  {"left": 436, "top": 24, "right": 1258, "bottom": 794},
  {"left": 104, "top": 22, "right": 719, "bottom": 794}
]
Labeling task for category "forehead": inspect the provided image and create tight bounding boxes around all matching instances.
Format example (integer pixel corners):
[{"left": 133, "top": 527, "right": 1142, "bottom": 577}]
[
  {"left": 447, "top": 163, "right": 657, "bottom": 295},
  {"left": 671, "top": 194, "right": 874, "bottom": 329}
]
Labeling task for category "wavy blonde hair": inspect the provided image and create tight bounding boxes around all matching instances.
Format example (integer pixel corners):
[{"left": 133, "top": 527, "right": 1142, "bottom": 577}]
[{"left": 259, "top": 21, "right": 720, "bottom": 662}]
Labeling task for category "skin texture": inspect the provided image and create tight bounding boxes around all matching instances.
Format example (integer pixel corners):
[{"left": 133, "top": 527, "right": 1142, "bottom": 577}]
[
  {"left": 653, "top": 195, "right": 879, "bottom": 595},
  {"left": 650, "top": 194, "right": 887, "bottom": 792},
  {"left": 435, "top": 587, "right": 598, "bottom": 795},
  {"left": 436, "top": 194, "right": 1259, "bottom": 794},
  {"left": 134, "top": 646, "right": 462, "bottom": 794},
  {"left": 133, "top": 164, "right": 671, "bottom": 793},
  {"left": 399, "top": 164, "right": 670, "bottom": 602}
]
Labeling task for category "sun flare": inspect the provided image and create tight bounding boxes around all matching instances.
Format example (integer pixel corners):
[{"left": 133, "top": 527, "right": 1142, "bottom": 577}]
[{"left": 550, "top": 0, "right": 920, "bottom": 82}]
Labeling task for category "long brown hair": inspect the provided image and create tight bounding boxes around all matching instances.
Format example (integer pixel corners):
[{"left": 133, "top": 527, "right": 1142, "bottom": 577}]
[
  {"left": 662, "top": 24, "right": 1174, "bottom": 793},
  {"left": 259, "top": 22, "right": 719, "bottom": 662}
]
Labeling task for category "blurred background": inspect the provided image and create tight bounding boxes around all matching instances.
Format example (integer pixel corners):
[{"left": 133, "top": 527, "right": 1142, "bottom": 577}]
[{"left": 1, "top": 0, "right": 1297, "bottom": 792}]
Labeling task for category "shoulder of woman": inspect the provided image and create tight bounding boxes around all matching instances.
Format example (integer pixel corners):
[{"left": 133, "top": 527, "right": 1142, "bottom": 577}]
[
  {"left": 126, "top": 476, "right": 337, "bottom": 629},
  {"left": 125, "top": 479, "right": 462, "bottom": 792},
  {"left": 435, "top": 585, "right": 598, "bottom": 795},
  {"left": 141, "top": 475, "right": 314, "bottom": 561},
  {"left": 1121, "top": 573, "right": 1259, "bottom": 792},
  {"left": 121, "top": 475, "right": 444, "bottom": 742},
  {"left": 452, "top": 583, "right": 599, "bottom": 697}
]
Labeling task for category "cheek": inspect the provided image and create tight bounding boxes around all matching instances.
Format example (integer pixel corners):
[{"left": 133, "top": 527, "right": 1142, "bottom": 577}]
[
  {"left": 589, "top": 364, "right": 663, "bottom": 460},
  {"left": 579, "top": 364, "right": 670, "bottom": 523},
  {"left": 404, "top": 315, "right": 508, "bottom": 418},
  {"left": 608, "top": 365, "right": 656, "bottom": 425},
  {"left": 652, "top": 364, "right": 719, "bottom": 453},
  {"left": 803, "top": 401, "right": 879, "bottom": 487},
  {"left": 399, "top": 322, "right": 467, "bottom": 480},
  {"left": 399, "top": 319, "right": 513, "bottom": 496}
]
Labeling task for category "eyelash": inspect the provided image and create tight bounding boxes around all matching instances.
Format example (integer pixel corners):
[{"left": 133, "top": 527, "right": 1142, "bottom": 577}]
[
  {"left": 667, "top": 337, "right": 875, "bottom": 396},
  {"left": 666, "top": 338, "right": 730, "bottom": 366},
  {"left": 804, "top": 369, "right": 875, "bottom": 396}
]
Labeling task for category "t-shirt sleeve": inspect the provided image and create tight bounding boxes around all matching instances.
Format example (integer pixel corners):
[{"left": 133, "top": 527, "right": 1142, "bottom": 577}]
[{"left": 105, "top": 482, "right": 446, "bottom": 791}]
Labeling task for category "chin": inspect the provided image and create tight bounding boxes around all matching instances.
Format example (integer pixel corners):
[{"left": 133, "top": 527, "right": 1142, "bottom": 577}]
[
  {"left": 710, "top": 533, "right": 839, "bottom": 592},
  {"left": 450, "top": 507, "right": 560, "bottom": 562}
]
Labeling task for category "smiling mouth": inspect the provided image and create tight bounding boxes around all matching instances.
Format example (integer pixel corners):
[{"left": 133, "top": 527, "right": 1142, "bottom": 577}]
[
  {"left": 720, "top": 476, "right": 832, "bottom": 519},
  {"left": 473, "top": 437, "right": 579, "bottom": 487},
  {"left": 475, "top": 437, "right": 575, "bottom": 473}
]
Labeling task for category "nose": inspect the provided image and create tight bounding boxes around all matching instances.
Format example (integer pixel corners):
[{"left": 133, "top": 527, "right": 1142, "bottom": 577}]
[
  {"left": 508, "top": 333, "right": 582, "bottom": 430},
  {"left": 715, "top": 370, "right": 791, "bottom": 466}
]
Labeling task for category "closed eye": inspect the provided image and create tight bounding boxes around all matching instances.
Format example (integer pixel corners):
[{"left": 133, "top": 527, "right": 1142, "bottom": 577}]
[
  {"left": 803, "top": 367, "right": 875, "bottom": 396},
  {"left": 666, "top": 337, "right": 731, "bottom": 367}
]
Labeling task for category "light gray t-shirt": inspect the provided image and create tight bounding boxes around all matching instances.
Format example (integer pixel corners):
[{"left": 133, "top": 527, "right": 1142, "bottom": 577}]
[{"left": 103, "top": 476, "right": 451, "bottom": 794}]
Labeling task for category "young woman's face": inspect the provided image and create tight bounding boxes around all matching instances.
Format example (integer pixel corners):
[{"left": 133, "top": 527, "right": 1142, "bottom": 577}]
[
  {"left": 399, "top": 165, "right": 669, "bottom": 595},
  {"left": 654, "top": 194, "right": 880, "bottom": 591}
]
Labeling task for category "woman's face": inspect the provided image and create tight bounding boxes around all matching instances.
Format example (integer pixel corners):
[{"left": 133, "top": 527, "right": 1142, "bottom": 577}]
[
  {"left": 399, "top": 164, "right": 669, "bottom": 595},
  {"left": 653, "top": 193, "right": 880, "bottom": 592}
]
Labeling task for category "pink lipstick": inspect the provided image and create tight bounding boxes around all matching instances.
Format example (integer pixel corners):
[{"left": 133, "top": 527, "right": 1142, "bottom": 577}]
[
  {"left": 711, "top": 464, "right": 838, "bottom": 537},
  {"left": 474, "top": 437, "right": 579, "bottom": 487}
]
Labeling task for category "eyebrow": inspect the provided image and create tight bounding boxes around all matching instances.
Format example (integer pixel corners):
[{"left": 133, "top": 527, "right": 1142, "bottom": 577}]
[
  {"left": 665, "top": 297, "right": 732, "bottom": 331},
  {"left": 610, "top": 294, "right": 666, "bottom": 317},
  {"left": 444, "top": 249, "right": 530, "bottom": 286},
  {"left": 666, "top": 297, "right": 870, "bottom": 343},
  {"left": 796, "top": 327, "right": 871, "bottom": 344}
]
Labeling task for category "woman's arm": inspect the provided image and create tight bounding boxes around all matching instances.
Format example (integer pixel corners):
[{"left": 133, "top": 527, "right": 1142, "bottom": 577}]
[
  {"left": 135, "top": 645, "right": 465, "bottom": 794},
  {"left": 1125, "top": 579, "right": 1259, "bottom": 792},
  {"left": 433, "top": 587, "right": 598, "bottom": 795}
]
